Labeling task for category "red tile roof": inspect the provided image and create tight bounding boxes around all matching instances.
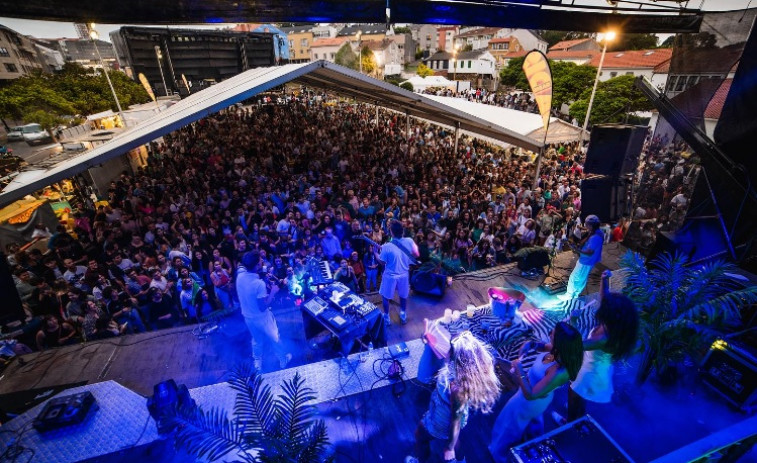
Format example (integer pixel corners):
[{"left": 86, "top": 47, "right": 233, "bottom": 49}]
[
  {"left": 704, "top": 78, "right": 732, "bottom": 119},
  {"left": 311, "top": 37, "right": 349, "bottom": 48},
  {"left": 586, "top": 48, "right": 673, "bottom": 69},
  {"left": 546, "top": 50, "right": 599, "bottom": 61},
  {"left": 489, "top": 37, "right": 512, "bottom": 44},
  {"left": 550, "top": 38, "right": 593, "bottom": 51}
]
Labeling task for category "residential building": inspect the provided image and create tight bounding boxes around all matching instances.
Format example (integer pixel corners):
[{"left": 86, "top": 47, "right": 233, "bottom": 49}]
[
  {"left": 436, "top": 26, "right": 459, "bottom": 52},
  {"left": 496, "top": 29, "right": 548, "bottom": 53},
  {"left": 550, "top": 38, "right": 600, "bottom": 52},
  {"left": 337, "top": 24, "right": 387, "bottom": 42},
  {"left": 545, "top": 49, "right": 598, "bottom": 65},
  {"left": 310, "top": 37, "right": 349, "bottom": 63},
  {"left": 424, "top": 49, "right": 497, "bottom": 90},
  {"left": 111, "top": 26, "right": 275, "bottom": 96},
  {"left": 33, "top": 41, "right": 65, "bottom": 73},
  {"left": 364, "top": 38, "right": 402, "bottom": 76},
  {"left": 663, "top": 45, "right": 740, "bottom": 98},
  {"left": 586, "top": 48, "right": 673, "bottom": 82},
  {"left": 703, "top": 78, "right": 732, "bottom": 139},
  {"left": 389, "top": 33, "right": 413, "bottom": 65},
  {"left": 0, "top": 24, "right": 43, "bottom": 81},
  {"left": 311, "top": 25, "right": 338, "bottom": 39},
  {"left": 410, "top": 24, "right": 437, "bottom": 56},
  {"left": 35, "top": 38, "right": 118, "bottom": 71},
  {"left": 454, "top": 27, "right": 502, "bottom": 51},
  {"left": 489, "top": 37, "right": 524, "bottom": 68},
  {"left": 282, "top": 25, "right": 313, "bottom": 63}
]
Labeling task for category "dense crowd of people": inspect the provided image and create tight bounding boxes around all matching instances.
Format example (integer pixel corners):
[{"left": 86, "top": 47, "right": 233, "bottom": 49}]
[{"left": 5, "top": 96, "right": 696, "bottom": 353}]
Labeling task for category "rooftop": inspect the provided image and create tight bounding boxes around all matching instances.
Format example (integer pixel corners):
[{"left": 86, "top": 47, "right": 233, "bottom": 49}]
[
  {"left": 337, "top": 24, "right": 387, "bottom": 36},
  {"left": 489, "top": 37, "right": 512, "bottom": 44},
  {"left": 310, "top": 37, "right": 349, "bottom": 48},
  {"left": 550, "top": 37, "right": 595, "bottom": 51},
  {"left": 704, "top": 78, "right": 732, "bottom": 119},
  {"left": 455, "top": 27, "right": 503, "bottom": 38},
  {"left": 587, "top": 48, "right": 673, "bottom": 69},
  {"left": 546, "top": 49, "right": 600, "bottom": 61}
]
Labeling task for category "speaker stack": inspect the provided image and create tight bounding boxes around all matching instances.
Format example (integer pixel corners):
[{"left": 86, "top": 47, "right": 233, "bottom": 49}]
[{"left": 580, "top": 124, "right": 646, "bottom": 223}]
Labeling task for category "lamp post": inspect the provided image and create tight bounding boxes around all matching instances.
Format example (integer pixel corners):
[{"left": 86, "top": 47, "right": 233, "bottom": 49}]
[
  {"left": 88, "top": 24, "right": 123, "bottom": 118},
  {"left": 154, "top": 46, "right": 169, "bottom": 97},
  {"left": 356, "top": 31, "right": 363, "bottom": 74},
  {"left": 581, "top": 30, "right": 616, "bottom": 144}
]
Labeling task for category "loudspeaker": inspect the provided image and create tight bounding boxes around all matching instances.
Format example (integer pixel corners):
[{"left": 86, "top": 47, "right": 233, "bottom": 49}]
[
  {"left": 411, "top": 272, "right": 446, "bottom": 297},
  {"left": 701, "top": 338, "right": 757, "bottom": 412},
  {"left": 584, "top": 125, "right": 647, "bottom": 179},
  {"left": 580, "top": 177, "right": 627, "bottom": 223},
  {"left": 0, "top": 253, "right": 24, "bottom": 326},
  {"left": 514, "top": 247, "right": 551, "bottom": 271}
]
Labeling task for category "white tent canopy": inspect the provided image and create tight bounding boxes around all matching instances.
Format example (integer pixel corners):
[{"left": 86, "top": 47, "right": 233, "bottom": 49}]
[
  {"left": 422, "top": 95, "right": 582, "bottom": 145},
  {"left": 400, "top": 75, "right": 457, "bottom": 92},
  {"left": 0, "top": 60, "right": 542, "bottom": 207}
]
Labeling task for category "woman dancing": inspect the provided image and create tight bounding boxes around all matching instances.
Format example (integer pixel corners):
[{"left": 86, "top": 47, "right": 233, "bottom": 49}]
[
  {"left": 488, "top": 322, "right": 584, "bottom": 462},
  {"left": 406, "top": 331, "right": 501, "bottom": 463}
]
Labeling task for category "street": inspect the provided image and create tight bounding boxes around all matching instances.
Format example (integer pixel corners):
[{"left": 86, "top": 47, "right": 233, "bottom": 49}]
[{"left": 5, "top": 139, "right": 62, "bottom": 165}]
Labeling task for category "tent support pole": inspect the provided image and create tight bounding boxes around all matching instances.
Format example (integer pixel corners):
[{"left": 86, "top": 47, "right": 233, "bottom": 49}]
[
  {"left": 405, "top": 110, "right": 410, "bottom": 148},
  {"left": 532, "top": 124, "right": 550, "bottom": 190},
  {"left": 455, "top": 122, "right": 461, "bottom": 155}
]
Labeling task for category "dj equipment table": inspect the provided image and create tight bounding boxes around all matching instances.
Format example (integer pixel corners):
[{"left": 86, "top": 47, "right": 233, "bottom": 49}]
[{"left": 301, "top": 283, "right": 385, "bottom": 355}]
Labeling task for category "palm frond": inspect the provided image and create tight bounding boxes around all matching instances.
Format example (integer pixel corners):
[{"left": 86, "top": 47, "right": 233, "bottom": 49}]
[
  {"left": 295, "top": 420, "right": 332, "bottom": 462},
  {"left": 680, "top": 260, "right": 742, "bottom": 310},
  {"left": 679, "top": 287, "right": 757, "bottom": 327},
  {"left": 620, "top": 251, "right": 657, "bottom": 310},
  {"left": 229, "top": 364, "right": 276, "bottom": 443},
  {"left": 168, "top": 405, "right": 247, "bottom": 462},
  {"left": 275, "top": 372, "right": 318, "bottom": 453}
]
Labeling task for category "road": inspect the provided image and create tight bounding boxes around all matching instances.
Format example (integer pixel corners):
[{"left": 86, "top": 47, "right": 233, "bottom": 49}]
[{"left": 5, "top": 139, "right": 62, "bottom": 165}]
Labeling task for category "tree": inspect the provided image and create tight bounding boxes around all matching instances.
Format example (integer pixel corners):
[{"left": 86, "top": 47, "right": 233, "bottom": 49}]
[
  {"left": 550, "top": 61, "right": 597, "bottom": 109},
  {"left": 569, "top": 74, "right": 653, "bottom": 126},
  {"left": 334, "top": 43, "right": 358, "bottom": 71},
  {"left": 416, "top": 63, "right": 434, "bottom": 77},
  {"left": 461, "top": 44, "right": 473, "bottom": 52},
  {"left": 400, "top": 82, "right": 414, "bottom": 92},
  {"left": 498, "top": 57, "right": 529, "bottom": 90},
  {"left": 360, "top": 46, "right": 377, "bottom": 75},
  {"left": 393, "top": 26, "right": 411, "bottom": 34},
  {"left": 608, "top": 33, "right": 658, "bottom": 51},
  {"left": 660, "top": 35, "right": 675, "bottom": 48}
]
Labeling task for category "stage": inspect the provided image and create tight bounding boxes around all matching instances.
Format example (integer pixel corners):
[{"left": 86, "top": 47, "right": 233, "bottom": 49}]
[{"left": 1, "top": 245, "right": 756, "bottom": 462}]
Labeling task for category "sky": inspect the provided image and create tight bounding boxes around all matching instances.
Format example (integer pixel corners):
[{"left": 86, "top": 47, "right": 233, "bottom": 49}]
[{"left": 0, "top": 0, "right": 753, "bottom": 41}]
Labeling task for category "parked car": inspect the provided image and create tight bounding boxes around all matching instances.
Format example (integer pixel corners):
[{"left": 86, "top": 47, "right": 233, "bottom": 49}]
[
  {"left": 21, "top": 123, "right": 53, "bottom": 146},
  {"left": 6, "top": 127, "right": 24, "bottom": 142}
]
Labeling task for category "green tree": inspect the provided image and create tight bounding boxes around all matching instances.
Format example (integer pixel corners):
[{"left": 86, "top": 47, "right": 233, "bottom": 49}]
[
  {"left": 660, "top": 35, "right": 675, "bottom": 48},
  {"left": 461, "top": 44, "right": 473, "bottom": 52},
  {"left": 334, "top": 43, "right": 358, "bottom": 70},
  {"left": 498, "top": 56, "right": 529, "bottom": 89},
  {"left": 538, "top": 30, "right": 569, "bottom": 48},
  {"left": 608, "top": 33, "right": 658, "bottom": 51},
  {"left": 360, "top": 46, "right": 377, "bottom": 75},
  {"left": 393, "top": 26, "right": 411, "bottom": 34},
  {"left": 551, "top": 61, "right": 597, "bottom": 109},
  {"left": 569, "top": 74, "right": 653, "bottom": 126},
  {"left": 400, "top": 82, "right": 414, "bottom": 92},
  {"left": 417, "top": 63, "right": 434, "bottom": 77}
]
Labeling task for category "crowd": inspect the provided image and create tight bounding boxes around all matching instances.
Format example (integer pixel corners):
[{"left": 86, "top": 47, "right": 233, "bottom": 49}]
[
  {"left": 6, "top": 95, "right": 697, "bottom": 353},
  {"left": 423, "top": 87, "right": 541, "bottom": 115}
]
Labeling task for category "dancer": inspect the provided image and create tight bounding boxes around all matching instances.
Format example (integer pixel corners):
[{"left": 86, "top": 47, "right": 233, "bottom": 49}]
[
  {"left": 236, "top": 250, "right": 291, "bottom": 370},
  {"left": 554, "top": 270, "right": 639, "bottom": 422},
  {"left": 488, "top": 322, "right": 583, "bottom": 462},
  {"left": 405, "top": 331, "right": 501, "bottom": 463},
  {"left": 559, "top": 214, "right": 603, "bottom": 300},
  {"left": 377, "top": 220, "right": 419, "bottom": 325}
]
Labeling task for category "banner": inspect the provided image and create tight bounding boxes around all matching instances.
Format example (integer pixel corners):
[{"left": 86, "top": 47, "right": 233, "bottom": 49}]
[
  {"left": 138, "top": 73, "right": 156, "bottom": 102},
  {"left": 522, "top": 50, "right": 553, "bottom": 132}
]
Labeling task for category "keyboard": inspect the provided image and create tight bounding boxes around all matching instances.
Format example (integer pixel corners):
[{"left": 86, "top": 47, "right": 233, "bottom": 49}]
[{"left": 309, "top": 259, "right": 333, "bottom": 285}]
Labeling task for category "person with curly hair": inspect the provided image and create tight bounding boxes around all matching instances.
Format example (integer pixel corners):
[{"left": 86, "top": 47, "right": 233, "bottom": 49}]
[{"left": 406, "top": 331, "right": 501, "bottom": 463}]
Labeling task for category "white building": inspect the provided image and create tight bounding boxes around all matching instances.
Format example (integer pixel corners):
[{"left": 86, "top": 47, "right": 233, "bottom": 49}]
[
  {"left": 411, "top": 24, "right": 438, "bottom": 56},
  {"left": 310, "top": 37, "right": 349, "bottom": 63},
  {"left": 454, "top": 27, "right": 502, "bottom": 51},
  {"left": 496, "top": 29, "right": 548, "bottom": 53},
  {"left": 311, "top": 24, "right": 338, "bottom": 39},
  {"left": 586, "top": 48, "right": 673, "bottom": 82}
]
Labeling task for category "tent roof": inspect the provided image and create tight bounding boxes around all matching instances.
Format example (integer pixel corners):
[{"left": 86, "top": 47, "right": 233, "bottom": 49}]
[
  {"left": 0, "top": 60, "right": 541, "bottom": 207},
  {"left": 422, "top": 95, "right": 582, "bottom": 144}
]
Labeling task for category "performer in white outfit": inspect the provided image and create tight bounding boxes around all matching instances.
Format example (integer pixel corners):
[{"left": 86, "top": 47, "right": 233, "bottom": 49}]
[{"left": 377, "top": 220, "right": 419, "bottom": 325}]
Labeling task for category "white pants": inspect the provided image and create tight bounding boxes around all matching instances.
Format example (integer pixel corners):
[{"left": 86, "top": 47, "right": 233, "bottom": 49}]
[
  {"left": 379, "top": 273, "right": 410, "bottom": 300},
  {"left": 566, "top": 262, "right": 592, "bottom": 298}
]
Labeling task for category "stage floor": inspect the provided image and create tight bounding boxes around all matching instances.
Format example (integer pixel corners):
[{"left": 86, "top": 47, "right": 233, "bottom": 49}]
[{"left": 1, "top": 245, "right": 755, "bottom": 462}]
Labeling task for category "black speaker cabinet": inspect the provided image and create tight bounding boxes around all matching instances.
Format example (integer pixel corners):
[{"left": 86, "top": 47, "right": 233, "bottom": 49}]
[
  {"left": 701, "top": 338, "right": 757, "bottom": 412},
  {"left": 580, "top": 177, "right": 627, "bottom": 223},
  {"left": 584, "top": 124, "right": 647, "bottom": 179}
]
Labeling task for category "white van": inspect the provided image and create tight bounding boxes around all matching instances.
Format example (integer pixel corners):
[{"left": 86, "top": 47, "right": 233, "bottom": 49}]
[{"left": 22, "top": 123, "right": 53, "bottom": 146}]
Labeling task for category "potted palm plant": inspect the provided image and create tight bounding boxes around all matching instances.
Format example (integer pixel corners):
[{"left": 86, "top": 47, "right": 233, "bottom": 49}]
[
  {"left": 166, "top": 365, "right": 333, "bottom": 462},
  {"left": 621, "top": 251, "right": 757, "bottom": 385}
]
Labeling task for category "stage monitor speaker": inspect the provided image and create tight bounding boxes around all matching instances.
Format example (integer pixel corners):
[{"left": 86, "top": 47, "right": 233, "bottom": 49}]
[
  {"left": 0, "top": 253, "right": 25, "bottom": 326},
  {"left": 701, "top": 338, "right": 757, "bottom": 412},
  {"left": 584, "top": 124, "right": 647, "bottom": 178},
  {"left": 580, "top": 177, "right": 627, "bottom": 223},
  {"left": 411, "top": 272, "right": 446, "bottom": 297}
]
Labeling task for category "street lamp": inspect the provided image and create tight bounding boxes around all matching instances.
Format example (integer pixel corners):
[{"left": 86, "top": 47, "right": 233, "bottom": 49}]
[
  {"left": 581, "top": 30, "right": 617, "bottom": 144},
  {"left": 88, "top": 24, "right": 123, "bottom": 118},
  {"left": 154, "top": 46, "right": 169, "bottom": 97},
  {"left": 356, "top": 31, "right": 363, "bottom": 74},
  {"left": 373, "top": 51, "right": 383, "bottom": 79},
  {"left": 452, "top": 44, "right": 460, "bottom": 93}
]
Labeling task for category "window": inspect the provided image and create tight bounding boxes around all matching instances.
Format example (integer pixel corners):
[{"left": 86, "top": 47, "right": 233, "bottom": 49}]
[
  {"left": 675, "top": 75, "right": 686, "bottom": 92},
  {"left": 468, "top": 60, "right": 472, "bottom": 68},
  {"left": 289, "top": 40, "right": 293, "bottom": 49},
  {"left": 301, "top": 38, "right": 308, "bottom": 48},
  {"left": 610, "top": 71, "right": 617, "bottom": 78},
  {"left": 625, "top": 72, "right": 634, "bottom": 76},
  {"left": 314, "top": 53, "right": 318, "bottom": 59},
  {"left": 0, "top": 47, "right": 8, "bottom": 57},
  {"left": 330, "top": 53, "right": 335, "bottom": 60},
  {"left": 4, "top": 63, "right": 18, "bottom": 73}
]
